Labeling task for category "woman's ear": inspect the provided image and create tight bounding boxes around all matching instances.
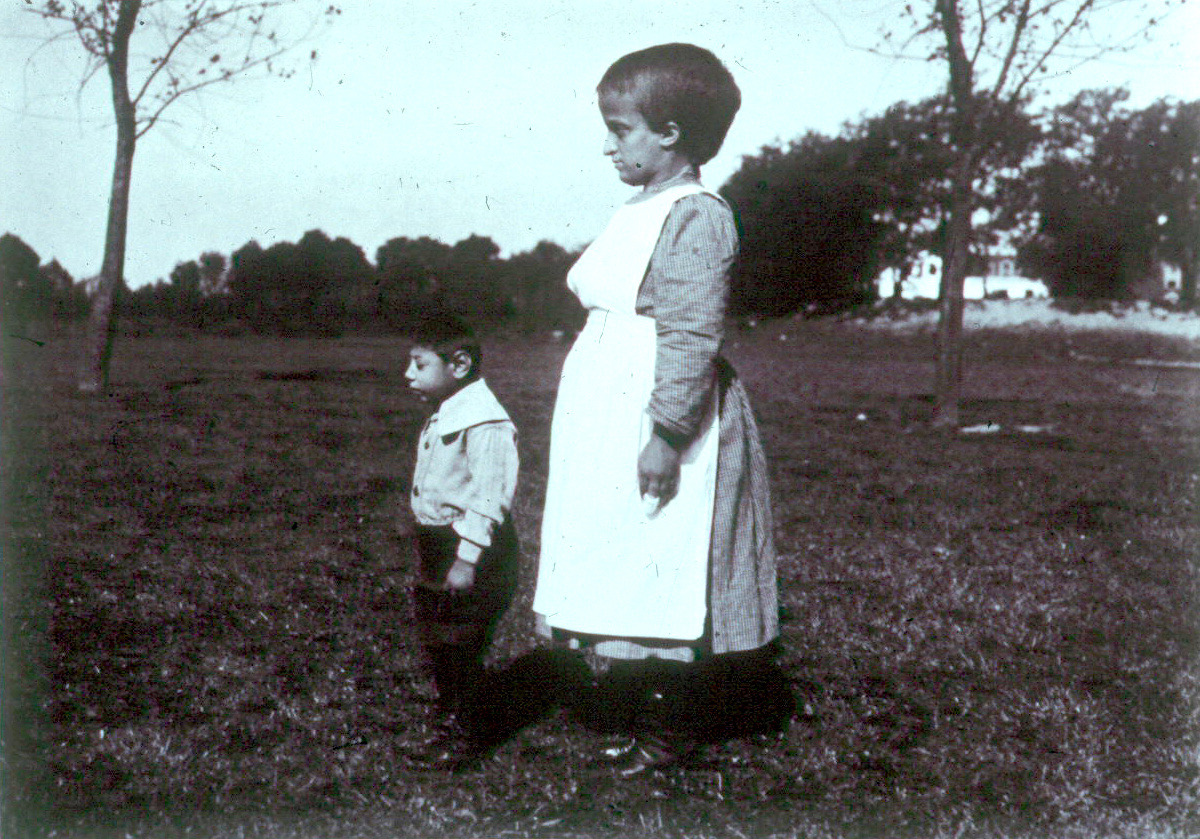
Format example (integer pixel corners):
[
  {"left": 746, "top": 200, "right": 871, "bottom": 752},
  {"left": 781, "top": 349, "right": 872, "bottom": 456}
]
[
  {"left": 449, "top": 349, "right": 475, "bottom": 380},
  {"left": 658, "top": 120, "right": 682, "bottom": 150}
]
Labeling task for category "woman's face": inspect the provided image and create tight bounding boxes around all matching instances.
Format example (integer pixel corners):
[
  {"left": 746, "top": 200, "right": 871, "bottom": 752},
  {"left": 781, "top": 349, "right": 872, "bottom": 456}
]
[{"left": 599, "top": 89, "right": 679, "bottom": 188}]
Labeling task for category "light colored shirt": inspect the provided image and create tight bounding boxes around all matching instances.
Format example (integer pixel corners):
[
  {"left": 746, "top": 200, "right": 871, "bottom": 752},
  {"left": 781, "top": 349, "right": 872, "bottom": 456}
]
[{"left": 410, "top": 378, "right": 518, "bottom": 563}]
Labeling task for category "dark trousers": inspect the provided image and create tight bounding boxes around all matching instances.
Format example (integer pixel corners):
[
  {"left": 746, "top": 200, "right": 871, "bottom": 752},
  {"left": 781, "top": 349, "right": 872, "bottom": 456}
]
[{"left": 411, "top": 519, "right": 518, "bottom": 722}]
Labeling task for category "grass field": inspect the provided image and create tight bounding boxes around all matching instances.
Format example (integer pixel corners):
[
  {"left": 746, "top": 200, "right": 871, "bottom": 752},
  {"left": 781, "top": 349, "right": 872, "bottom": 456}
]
[{"left": 2, "top": 316, "right": 1199, "bottom": 838}]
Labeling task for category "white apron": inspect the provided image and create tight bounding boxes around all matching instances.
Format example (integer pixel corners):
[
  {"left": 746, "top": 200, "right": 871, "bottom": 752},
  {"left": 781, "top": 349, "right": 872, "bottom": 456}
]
[{"left": 533, "top": 183, "right": 720, "bottom": 640}]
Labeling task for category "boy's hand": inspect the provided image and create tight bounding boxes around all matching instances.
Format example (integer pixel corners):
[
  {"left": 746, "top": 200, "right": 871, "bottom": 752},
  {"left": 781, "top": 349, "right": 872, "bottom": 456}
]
[
  {"left": 638, "top": 434, "right": 682, "bottom": 506},
  {"left": 445, "top": 558, "right": 477, "bottom": 591}
]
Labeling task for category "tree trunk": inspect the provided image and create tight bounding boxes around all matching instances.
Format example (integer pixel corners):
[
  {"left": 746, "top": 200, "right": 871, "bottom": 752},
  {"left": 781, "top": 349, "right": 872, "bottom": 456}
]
[
  {"left": 932, "top": 170, "right": 972, "bottom": 428},
  {"left": 77, "top": 0, "right": 141, "bottom": 394},
  {"left": 1181, "top": 249, "right": 1197, "bottom": 308},
  {"left": 931, "top": 0, "right": 974, "bottom": 430}
]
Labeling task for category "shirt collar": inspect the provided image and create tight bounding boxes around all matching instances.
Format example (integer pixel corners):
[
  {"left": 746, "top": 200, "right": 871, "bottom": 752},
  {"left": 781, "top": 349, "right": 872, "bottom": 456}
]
[{"left": 431, "top": 379, "right": 511, "bottom": 436}]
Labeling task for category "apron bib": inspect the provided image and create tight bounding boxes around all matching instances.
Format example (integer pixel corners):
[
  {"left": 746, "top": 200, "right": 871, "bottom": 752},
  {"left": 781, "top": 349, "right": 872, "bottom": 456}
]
[{"left": 534, "top": 184, "right": 719, "bottom": 640}]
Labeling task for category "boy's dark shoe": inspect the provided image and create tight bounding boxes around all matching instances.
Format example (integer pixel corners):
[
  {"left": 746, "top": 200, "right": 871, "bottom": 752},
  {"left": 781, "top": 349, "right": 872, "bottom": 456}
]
[
  {"left": 593, "top": 734, "right": 639, "bottom": 764},
  {"left": 609, "top": 733, "right": 698, "bottom": 777},
  {"left": 403, "top": 718, "right": 493, "bottom": 772}
]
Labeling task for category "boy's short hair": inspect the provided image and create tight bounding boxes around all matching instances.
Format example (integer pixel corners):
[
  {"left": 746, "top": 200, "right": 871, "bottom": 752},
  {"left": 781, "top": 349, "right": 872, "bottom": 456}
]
[
  {"left": 409, "top": 312, "right": 482, "bottom": 374},
  {"left": 598, "top": 43, "right": 741, "bottom": 166}
]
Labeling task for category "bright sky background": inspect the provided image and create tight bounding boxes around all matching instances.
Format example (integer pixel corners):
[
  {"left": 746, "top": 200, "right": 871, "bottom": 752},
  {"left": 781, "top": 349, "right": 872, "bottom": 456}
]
[{"left": 3, "top": 1, "right": 1197, "bottom": 288}]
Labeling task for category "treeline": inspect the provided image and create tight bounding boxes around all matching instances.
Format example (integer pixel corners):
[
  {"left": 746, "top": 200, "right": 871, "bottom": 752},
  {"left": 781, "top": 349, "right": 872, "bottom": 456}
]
[
  {"left": 129, "top": 231, "right": 586, "bottom": 336},
  {"left": 1, "top": 231, "right": 584, "bottom": 337},
  {"left": 4, "top": 87, "right": 1195, "bottom": 335}
]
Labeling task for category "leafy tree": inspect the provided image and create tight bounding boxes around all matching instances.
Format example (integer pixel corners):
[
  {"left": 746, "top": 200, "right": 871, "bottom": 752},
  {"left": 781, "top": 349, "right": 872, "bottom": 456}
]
[
  {"left": 1019, "top": 204, "right": 1128, "bottom": 298},
  {"left": 169, "top": 259, "right": 203, "bottom": 323},
  {"left": 375, "top": 235, "right": 453, "bottom": 326},
  {"left": 502, "top": 240, "right": 582, "bottom": 332},
  {"left": 297, "top": 229, "right": 375, "bottom": 324},
  {"left": 0, "top": 234, "right": 51, "bottom": 331},
  {"left": 444, "top": 234, "right": 508, "bottom": 321},
  {"left": 228, "top": 230, "right": 371, "bottom": 335},
  {"left": 227, "top": 239, "right": 270, "bottom": 328},
  {"left": 376, "top": 236, "right": 452, "bottom": 294},
  {"left": 1019, "top": 91, "right": 1200, "bottom": 301},
  {"left": 40, "top": 259, "right": 89, "bottom": 321},
  {"left": 198, "top": 251, "right": 228, "bottom": 297},
  {"left": 848, "top": 95, "right": 1039, "bottom": 288},
  {"left": 375, "top": 234, "right": 510, "bottom": 326},
  {"left": 722, "top": 133, "right": 888, "bottom": 316},
  {"left": 722, "top": 93, "right": 1038, "bottom": 316},
  {"left": 879, "top": 0, "right": 1179, "bottom": 427},
  {"left": 26, "top": 0, "right": 339, "bottom": 391},
  {"left": 123, "top": 277, "right": 170, "bottom": 320},
  {"left": 1152, "top": 99, "right": 1200, "bottom": 303}
]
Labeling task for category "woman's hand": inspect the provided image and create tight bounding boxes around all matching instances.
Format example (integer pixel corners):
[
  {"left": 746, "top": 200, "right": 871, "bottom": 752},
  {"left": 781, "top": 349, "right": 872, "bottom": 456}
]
[{"left": 638, "top": 433, "right": 682, "bottom": 506}]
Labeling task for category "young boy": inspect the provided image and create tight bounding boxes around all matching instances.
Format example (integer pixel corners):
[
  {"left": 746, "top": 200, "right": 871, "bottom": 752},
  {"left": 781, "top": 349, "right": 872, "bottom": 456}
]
[{"left": 403, "top": 313, "right": 519, "bottom": 768}]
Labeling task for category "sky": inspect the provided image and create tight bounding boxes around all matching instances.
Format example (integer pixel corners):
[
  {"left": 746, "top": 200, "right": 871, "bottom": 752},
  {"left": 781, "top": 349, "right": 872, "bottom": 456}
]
[{"left": 3, "top": 0, "right": 1198, "bottom": 289}]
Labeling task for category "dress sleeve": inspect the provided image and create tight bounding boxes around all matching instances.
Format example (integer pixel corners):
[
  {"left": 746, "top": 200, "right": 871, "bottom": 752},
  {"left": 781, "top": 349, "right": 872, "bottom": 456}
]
[{"left": 637, "top": 193, "right": 737, "bottom": 444}]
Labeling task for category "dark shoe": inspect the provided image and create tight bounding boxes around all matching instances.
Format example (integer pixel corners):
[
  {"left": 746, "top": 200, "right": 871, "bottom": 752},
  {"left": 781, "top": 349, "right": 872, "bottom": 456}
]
[
  {"left": 612, "top": 734, "right": 697, "bottom": 777},
  {"left": 407, "top": 739, "right": 489, "bottom": 772},
  {"left": 403, "top": 720, "right": 491, "bottom": 772},
  {"left": 592, "top": 734, "right": 638, "bottom": 765}
]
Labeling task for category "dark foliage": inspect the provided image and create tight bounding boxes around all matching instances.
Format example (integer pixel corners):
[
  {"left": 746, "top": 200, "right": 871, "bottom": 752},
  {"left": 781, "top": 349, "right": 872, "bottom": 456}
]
[
  {"left": 375, "top": 234, "right": 512, "bottom": 328},
  {"left": 1019, "top": 90, "right": 1200, "bottom": 302},
  {"left": 216, "top": 231, "right": 579, "bottom": 337},
  {"left": 1, "top": 234, "right": 89, "bottom": 328},
  {"left": 721, "top": 96, "right": 1040, "bottom": 318},
  {"left": 496, "top": 241, "right": 585, "bottom": 334},
  {"left": 722, "top": 136, "right": 887, "bottom": 316},
  {"left": 1019, "top": 203, "right": 1131, "bottom": 299},
  {"left": 228, "top": 230, "right": 375, "bottom": 336},
  {"left": 2, "top": 234, "right": 60, "bottom": 329}
]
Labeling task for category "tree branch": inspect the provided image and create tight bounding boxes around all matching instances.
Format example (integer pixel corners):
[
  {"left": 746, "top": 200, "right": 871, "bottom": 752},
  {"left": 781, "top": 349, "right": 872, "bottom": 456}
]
[
  {"left": 134, "top": 41, "right": 290, "bottom": 138},
  {"left": 990, "top": 0, "right": 1033, "bottom": 98},
  {"left": 968, "top": 0, "right": 988, "bottom": 68},
  {"left": 131, "top": 12, "right": 204, "bottom": 109},
  {"left": 127, "top": 1, "right": 321, "bottom": 132},
  {"left": 1009, "top": 0, "right": 1096, "bottom": 100}
]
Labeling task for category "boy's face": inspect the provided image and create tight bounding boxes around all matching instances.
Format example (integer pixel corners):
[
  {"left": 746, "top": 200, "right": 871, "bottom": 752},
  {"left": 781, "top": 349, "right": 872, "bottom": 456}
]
[
  {"left": 599, "top": 88, "right": 680, "bottom": 188},
  {"left": 405, "top": 346, "right": 466, "bottom": 403}
]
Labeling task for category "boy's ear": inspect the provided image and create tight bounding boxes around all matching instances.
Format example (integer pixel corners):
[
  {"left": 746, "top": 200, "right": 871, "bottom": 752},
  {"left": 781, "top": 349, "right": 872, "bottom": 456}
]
[
  {"left": 658, "top": 120, "right": 682, "bottom": 150},
  {"left": 449, "top": 348, "right": 474, "bottom": 379}
]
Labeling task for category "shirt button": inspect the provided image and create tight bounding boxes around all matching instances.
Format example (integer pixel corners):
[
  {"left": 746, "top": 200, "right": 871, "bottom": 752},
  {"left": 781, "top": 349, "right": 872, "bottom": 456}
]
[{"left": 413, "top": 487, "right": 420, "bottom": 496}]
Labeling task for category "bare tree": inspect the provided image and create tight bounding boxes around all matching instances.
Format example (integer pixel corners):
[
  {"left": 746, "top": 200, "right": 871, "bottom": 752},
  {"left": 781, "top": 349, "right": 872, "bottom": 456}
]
[
  {"left": 27, "top": 0, "right": 339, "bottom": 392},
  {"left": 879, "top": 0, "right": 1182, "bottom": 428}
]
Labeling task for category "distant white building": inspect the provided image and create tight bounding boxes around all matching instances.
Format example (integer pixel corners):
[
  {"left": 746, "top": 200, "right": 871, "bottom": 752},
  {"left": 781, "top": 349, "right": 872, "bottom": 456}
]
[
  {"left": 877, "top": 251, "right": 1049, "bottom": 301},
  {"left": 877, "top": 253, "right": 943, "bottom": 299},
  {"left": 1132, "top": 262, "right": 1184, "bottom": 304}
]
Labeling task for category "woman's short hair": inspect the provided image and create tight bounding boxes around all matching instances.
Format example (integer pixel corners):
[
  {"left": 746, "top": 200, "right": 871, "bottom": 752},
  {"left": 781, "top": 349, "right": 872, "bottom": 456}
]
[{"left": 598, "top": 43, "right": 741, "bottom": 166}]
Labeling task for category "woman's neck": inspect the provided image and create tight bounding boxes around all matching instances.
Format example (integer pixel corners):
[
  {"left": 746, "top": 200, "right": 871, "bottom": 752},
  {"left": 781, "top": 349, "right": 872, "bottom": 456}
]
[
  {"left": 644, "top": 163, "right": 699, "bottom": 191},
  {"left": 629, "top": 165, "right": 700, "bottom": 204}
]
